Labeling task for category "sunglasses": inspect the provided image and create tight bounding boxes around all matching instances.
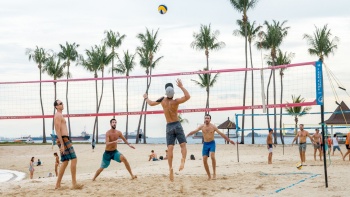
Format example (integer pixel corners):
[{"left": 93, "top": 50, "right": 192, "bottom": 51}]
[{"left": 57, "top": 102, "right": 63, "bottom": 106}]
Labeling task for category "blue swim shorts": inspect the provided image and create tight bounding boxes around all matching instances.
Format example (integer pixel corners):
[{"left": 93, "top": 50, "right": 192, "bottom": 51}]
[
  {"left": 100, "top": 150, "right": 122, "bottom": 168},
  {"left": 166, "top": 121, "right": 187, "bottom": 146},
  {"left": 202, "top": 140, "right": 216, "bottom": 157}
]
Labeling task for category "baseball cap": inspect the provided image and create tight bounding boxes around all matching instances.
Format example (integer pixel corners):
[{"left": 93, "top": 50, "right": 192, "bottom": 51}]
[{"left": 165, "top": 83, "right": 174, "bottom": 98}]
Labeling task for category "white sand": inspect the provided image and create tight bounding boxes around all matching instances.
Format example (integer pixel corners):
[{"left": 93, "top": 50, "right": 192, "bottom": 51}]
[{"left": 0, "top": 143, "right": 349, "bottom": 196}]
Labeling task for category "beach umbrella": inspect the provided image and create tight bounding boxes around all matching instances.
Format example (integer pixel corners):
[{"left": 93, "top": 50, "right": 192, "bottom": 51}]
[{"left": 217, "top": 117, "right": 236, "bottom": 144}]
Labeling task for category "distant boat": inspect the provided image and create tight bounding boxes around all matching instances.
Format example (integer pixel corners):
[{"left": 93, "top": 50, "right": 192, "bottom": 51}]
[
  {"left": 246, "top": 132, "right": 262, "bottom": 137},
  {"left": 14, "top": 136, "right": 34, "bottom": 143},
  {"left": 192, "top": 132, "right": 238, "bottom": 139},
  {"left": 18, "top": 131, "right": 90, "bottom": 142}
]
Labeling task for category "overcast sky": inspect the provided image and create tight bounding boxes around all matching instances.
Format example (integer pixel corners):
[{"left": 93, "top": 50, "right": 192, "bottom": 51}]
[{"left": 1, "top": 0, "right": 350, "bottom": 139}]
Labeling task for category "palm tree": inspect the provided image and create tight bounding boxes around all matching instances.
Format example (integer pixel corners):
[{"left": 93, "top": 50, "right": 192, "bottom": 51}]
[
  {"left": 58, "top": 42, "right": 80, "bottom": 140},
  {"left": 114, "top": 50, "right": 136, "bottom": 140},
  {"left": 267, "top": 49, "right": 294, "bottom": 144},
  {"left": 104, "top": 30, "right": 126, "bottom": 118},
  {"left": 25, "top": 46, "right": 50, "bottom": 143},
  {"left": 257, "top": 20, "right": 289, "bottom": 144},
  {"left": 233, "top": 20, "right": 262, "bottom": 144},
  {"left": 303, "top": 24, "right": 339, "bottom": 63},
  {"left": 285, "top": 95, "right": 312, "bottom": 143},
  {"left": 190, "top": 24, "right": 225, "bottom": 112},
  {"left": 178, "top": 113, "right": 189, "bottom": 124},
  {"left": 229, "top": 0, "right": 259, "bottom": 144},
  {"left": 191, "top": 67, "right": 219, "bottom": 109},
  {"left": 136, "top": 28, "right": 163, "bottom": 144},
  {"left": 43, "top": 55, "right": 67, "bottom": 131}
]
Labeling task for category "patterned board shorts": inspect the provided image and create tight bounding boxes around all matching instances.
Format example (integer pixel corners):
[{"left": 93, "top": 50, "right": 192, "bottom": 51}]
[{"left": 57, "top": 136, "right": 77, "bottom": 162}]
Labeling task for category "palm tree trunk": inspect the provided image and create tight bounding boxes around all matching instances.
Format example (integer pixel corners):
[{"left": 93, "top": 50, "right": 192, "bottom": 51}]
[
  {"left": 241, "top": 15, "right": 248, "bottom": 144},
  {"left": 66, "top": 65, "right": 72, "bottom": 140},
  {"left": 95, "top": 69, "right": 105, "bottom": 143},
  {"left": 126, "top": 77, "right": 129, "bottom": 140},
  {"left": 249, "top": 42, "right": 255, "bottom": 144},
  {"left": 279, "top": 72, "right": 284, "bottom": 144},
  {"left": 92, "top": 73, "right": 98, "bottom": 145},
  {"left": 206, "top": 52, "right": 210, "bottom": 115},
  {"left": 266, "top": 70, "right": 272, "bottom": 130},
  {"left": 39, "top": 68, "right": 46, "bottom": 143},
  {"left": 52, "top": 82, "right": 57, "bottom": 132},
  {"left": 112, "top": 53, "right": 115, "bottom": 118},
  {"left": 272, "top": 60, "right": 277, "bottom": 144},
  {"left": 294, "top": 116, "right": 298, "bottom": 144}
]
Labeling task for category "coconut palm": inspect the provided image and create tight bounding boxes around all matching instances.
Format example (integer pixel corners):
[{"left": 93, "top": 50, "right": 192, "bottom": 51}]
[
  {"left": 25, "top": 46, "right": 50, "bottom": 143},
  {"left": 104, "top": 30, "right": 126, "bottom": 118},
  {"left": 114, "top": 50, "right": 136, "bottom": 140},
  {"left": 135, "top": 28, "right": 163, "bottom": 144},
  {"left": 233, "top": 20, "right": 262, "bottom": 144},
  {"left": 58, "top": 42, "right": 80, "bottom": 140},
  {"left": 190, "top": 24, "right": 225, "bottom": 113},
  {"left": 178, "top": 113, "right": 189, "bottom": 124},
  {"left": 191, "top": 67, "right": 219, "bottom": 110},
  {"left": 257, "top": 20, "right": 289, "bottom": 144},
  {"left": 303, "top": 24, "right": 339, "bottom": 63},
  {"left": 285, "top": 95, "right": 312, "bottom": 143},
  {"left": 267, "top": 49, "right": 294, "bottom": 144},
  {"left": 43, "top": 55, "right": 68, "bottom": 131},
  {"left": 229, "top": 0, "right": 259, "bottom": 144}
]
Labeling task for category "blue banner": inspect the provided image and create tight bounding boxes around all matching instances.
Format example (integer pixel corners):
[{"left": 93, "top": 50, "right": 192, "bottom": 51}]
[{"left": 315, "top": 61, "right": 323, "bottom": 105}]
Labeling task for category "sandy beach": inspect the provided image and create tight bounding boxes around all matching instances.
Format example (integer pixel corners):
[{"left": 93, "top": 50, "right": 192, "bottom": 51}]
[{"left": 0, "top": 143, "right": 349, "bottom": 197}]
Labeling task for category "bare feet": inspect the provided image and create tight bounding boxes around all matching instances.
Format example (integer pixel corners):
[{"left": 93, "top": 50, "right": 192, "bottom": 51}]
[
  {"left": 179, "top": 158, "right": 185, "bottom": 171},
  {"left": 55, "top": 186, "right": 68, "bottom": 190},
  {"left": 169, "top": 168, "right": 174, "bottom": 182},
  {"left": 71, "top": 183, "right": 84, "bottom": 190},
  {"left": 207, "top": 176, "right": 211, "bottom": 181},
  {"left": 212, "top": 174, "right": 216, "bottom": 180},
  {"left": 131, "top": 175, "right": 137, "bottom": 180}
]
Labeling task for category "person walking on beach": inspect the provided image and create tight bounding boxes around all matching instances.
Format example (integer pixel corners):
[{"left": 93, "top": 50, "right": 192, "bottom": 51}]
[
  {"left": 143, "top": 79, "right": 190, "bottom": 181},
  {"left": 29, "top": 157, "right": 35, "bottom": 179},
  {"left": 53, "top": 152, "right": 59, "bottom": 177},
  {"left": 292, "top": 124, "right": 314, "bottom": 166},
  {"left": 186, "top": 114, "right": 235, "bottom": 180},
  {"left": 92, "top": 118, "right": 137, "bottom": 181},
  {"left": 266, "top": 128, "right": 276, "bottom": 164},
  {"left": 332, "top": 134, "right": 343, "bottom": 158},
  {"left": 54, "top": 99, "right": 83, "bottom": 189},
  {"left": 343, "top": 131, "right": 350, "bottom": 161},
  {"left": 312, "top": 128, "right": 323, "bottom": 161}
]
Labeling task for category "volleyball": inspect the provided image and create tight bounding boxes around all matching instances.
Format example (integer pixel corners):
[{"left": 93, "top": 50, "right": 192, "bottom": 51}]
[
  {"left": 296, "top": 162, "right": 302, "bottom": 170},
  {"left": 158, "top": 5, "right": 167, "bottom": 14}
]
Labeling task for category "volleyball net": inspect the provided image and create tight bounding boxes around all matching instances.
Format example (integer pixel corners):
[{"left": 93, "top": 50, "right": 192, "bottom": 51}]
[{"left": 0, "top": 61, "right": 320, "bottom": 120}]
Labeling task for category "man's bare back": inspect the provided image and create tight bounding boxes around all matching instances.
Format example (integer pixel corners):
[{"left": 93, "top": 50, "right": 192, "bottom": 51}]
[{"left": 160, "top": 98, "right": 180, "bottom": 123}]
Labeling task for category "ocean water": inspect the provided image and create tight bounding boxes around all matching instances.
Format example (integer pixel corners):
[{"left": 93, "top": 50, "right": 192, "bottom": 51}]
[{"left": 0, "top": 169, "right": 26, "bottom": 182}]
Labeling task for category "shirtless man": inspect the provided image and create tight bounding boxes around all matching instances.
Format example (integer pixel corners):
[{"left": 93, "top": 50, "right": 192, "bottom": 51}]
[
  {"left": 149, "top": 150, "right": 158, "bottom": 161},
  {"left": 144, "top": 79, "right": 190, "bottom": 181},
  {"left": 53, "top": 152, "right": 59, "bottom": 177},
  {"left": 292, "top": 124, "right": 314, "bottom": 166},
  {"left": 343, "top": 131, "right": 350, "bottom": 161},
  {"left": 54, "top": 99, "right": 83, "bottom": 189},
  {"left": 92, "top": 118, "right": 137, "bottom": 181},
  {"left": 266, "top": 128, "right": 276, "bottom": 164},
  {"left": 312, "top": 128, "right": 323, "bottom": 161},
  {"left": 186, "top": 114, "right": 235, "bottom": 180}
]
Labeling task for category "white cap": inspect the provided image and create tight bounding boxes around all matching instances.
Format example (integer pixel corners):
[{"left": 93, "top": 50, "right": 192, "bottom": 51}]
[{"left": 165, "top": 86, "right": 174, "bottom": 98}]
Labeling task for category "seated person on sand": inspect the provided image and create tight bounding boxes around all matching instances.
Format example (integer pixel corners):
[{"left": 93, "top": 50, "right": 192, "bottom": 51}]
[
  {"left": 186, "top": 114, "right": 235, "bottom": 180},
  {"left": 149, "top": 150, "right": 159, "bottom": 161},
  {"left": 37, "top": 159, "right": 42, "bottom": 166}
]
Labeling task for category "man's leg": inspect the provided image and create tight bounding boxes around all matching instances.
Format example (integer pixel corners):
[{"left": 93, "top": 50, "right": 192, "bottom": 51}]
[
  {"left": 302, "top": 151, "right": 306, "bottom": 164},
  {"left": 268, "top": 152, "right": 272, "bottom": 164},
  {"left": 319, "top": 148, "right": 323, "bottom": 161},
  {"left": 202, "top": 156, "right": 211, "bottom": 180},
  {"left": 179, "top": 142, "right": 187, "bottom": 171},
  {"left": 70, "top": 158, "right": 83, "bottom": 189},
  {"left": 55, "top": 161, "right": 68, "bottom": 189},
  {"left": 92, "top": 168, "right": 104, "bottom": 181},
  {"left": 167, "top": 145, "right": 174, "bottom": 181},
  {"left": 210, "top": 152, "right": 216, "bottom": 180},
  {"left": 120, "top": 155, "right": 137, "bottom": 179},
  {"left": 299, "top": 150, "right": 303, "bottom": 164},
  {"left": 313, "top": 148, "right": 317, "bottom": 161}
]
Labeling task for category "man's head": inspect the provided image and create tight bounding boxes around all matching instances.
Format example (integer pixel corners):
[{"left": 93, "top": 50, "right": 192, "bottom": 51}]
[
  {"left": 269, "top": 128, "right": 273, "bottom": 133},
  {"left": 54, "top": 100, "right": 64, "bottom": 110},
  {"left": 151, "top": 150, "right": 154, "bottom": 153},
  {"left": 165, "top": 83, "right": 174, "bottom": 99},
  {"left": 299, "top": 124, "right": 304, "bottom": 130},
  {"left": 315, "top": 128, "right": 319, "bottom": 133},
  {"left": 204, "top": 114, "right": 211, "bottom": 124},
  {"left": 110, "top": 118, "right": 116, "bottom": 129}
]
